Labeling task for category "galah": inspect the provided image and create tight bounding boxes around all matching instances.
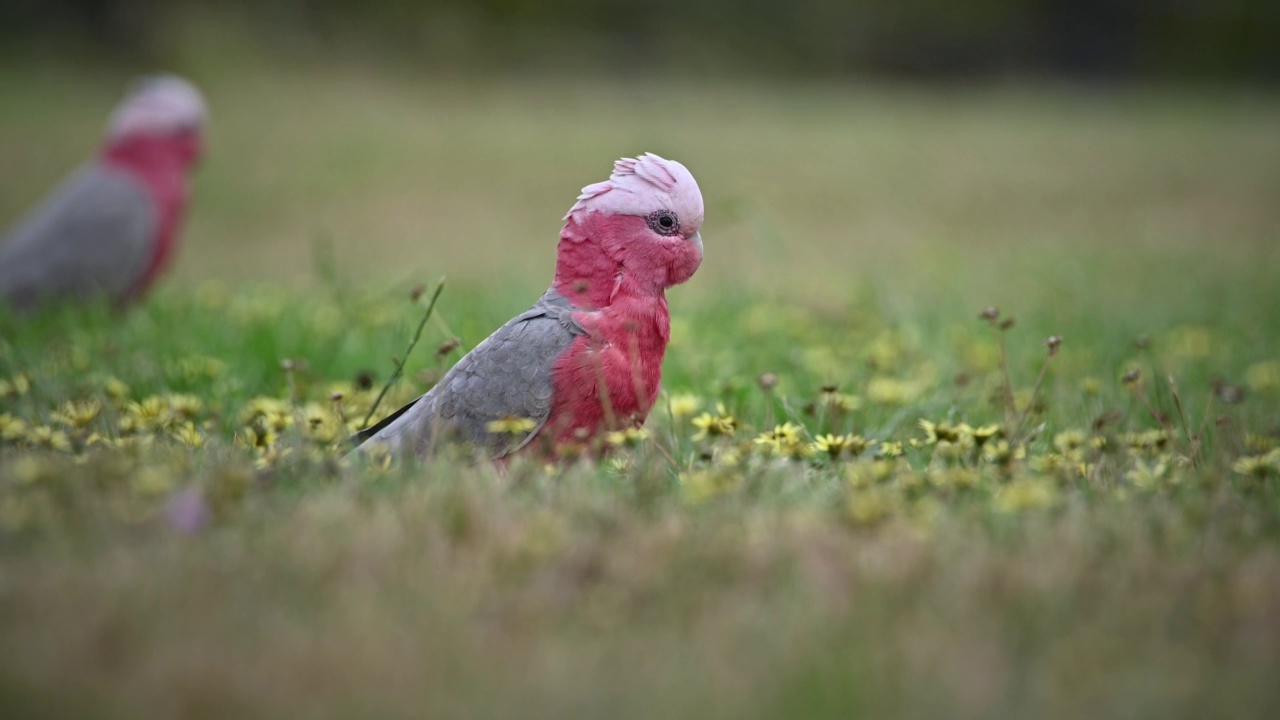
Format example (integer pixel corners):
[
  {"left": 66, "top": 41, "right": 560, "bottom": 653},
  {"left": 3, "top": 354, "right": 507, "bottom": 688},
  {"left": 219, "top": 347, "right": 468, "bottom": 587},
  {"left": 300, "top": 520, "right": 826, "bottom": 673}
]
[
  {"left": 0, "top": 75, "right": 208, "bottom": 312},
  {"left": 354, "top": 152, "right": 704, "bottom": 459}
]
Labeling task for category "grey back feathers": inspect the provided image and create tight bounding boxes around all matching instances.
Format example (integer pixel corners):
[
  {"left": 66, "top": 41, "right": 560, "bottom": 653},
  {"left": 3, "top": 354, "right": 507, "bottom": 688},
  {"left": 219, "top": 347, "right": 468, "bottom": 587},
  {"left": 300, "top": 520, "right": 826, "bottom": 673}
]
[
  {"left": 354, "top": 288, "right": 586, "bottom": 459},
  {"left": 0, "top": 165, "right": 156, "bottom": 312}
]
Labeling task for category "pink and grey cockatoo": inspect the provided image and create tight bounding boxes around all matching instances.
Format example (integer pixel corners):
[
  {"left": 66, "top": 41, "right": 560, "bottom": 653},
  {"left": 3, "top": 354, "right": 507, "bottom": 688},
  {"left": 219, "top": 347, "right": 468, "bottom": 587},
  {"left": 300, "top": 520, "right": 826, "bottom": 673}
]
[
  {"left": 0, "top": 75, "right": 207, "bottom": 312},
  {"left": 353, "top": 152, "right": 704, "bottom": 459}
]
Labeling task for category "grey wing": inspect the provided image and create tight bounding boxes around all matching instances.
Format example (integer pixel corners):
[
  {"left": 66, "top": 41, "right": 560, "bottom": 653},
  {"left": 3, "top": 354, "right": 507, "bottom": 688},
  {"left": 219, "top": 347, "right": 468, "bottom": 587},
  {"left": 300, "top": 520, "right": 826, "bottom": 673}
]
[
  {"left": 0, "top": 164, "right": 156, "bottom": 311},
  {"left": 354, "top": 288, "right": 585, "bottom": 459}
]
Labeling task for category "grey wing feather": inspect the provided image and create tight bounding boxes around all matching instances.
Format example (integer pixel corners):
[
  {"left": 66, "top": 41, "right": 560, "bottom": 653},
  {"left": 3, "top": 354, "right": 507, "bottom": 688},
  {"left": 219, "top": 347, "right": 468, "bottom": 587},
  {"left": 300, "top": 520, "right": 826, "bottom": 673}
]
[
  {"left": 0, "top": 164, "right": 157, "bottom": 311},
  {"left": 353, "top": 288, "right": 586, "bottom": 459}
]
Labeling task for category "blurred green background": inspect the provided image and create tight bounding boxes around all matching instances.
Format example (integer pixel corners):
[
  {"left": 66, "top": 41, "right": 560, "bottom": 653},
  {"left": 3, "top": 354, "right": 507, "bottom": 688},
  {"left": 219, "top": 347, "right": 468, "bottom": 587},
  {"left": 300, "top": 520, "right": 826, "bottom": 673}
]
[{"left": 1, "top": 2, "right": 1278, "bottom": 316}]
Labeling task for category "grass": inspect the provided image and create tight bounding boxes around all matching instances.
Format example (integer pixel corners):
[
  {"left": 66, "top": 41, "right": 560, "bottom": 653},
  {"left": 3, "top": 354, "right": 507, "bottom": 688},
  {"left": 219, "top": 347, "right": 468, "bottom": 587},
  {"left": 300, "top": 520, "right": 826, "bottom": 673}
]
[{"left": 2, "top": 60, "right": 1280, "bottom": 718}]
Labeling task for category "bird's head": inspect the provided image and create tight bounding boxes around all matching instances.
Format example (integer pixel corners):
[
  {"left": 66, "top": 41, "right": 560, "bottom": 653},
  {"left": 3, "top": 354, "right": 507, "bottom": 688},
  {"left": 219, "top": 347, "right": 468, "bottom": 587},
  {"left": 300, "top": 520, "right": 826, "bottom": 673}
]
[
  {"left": 556, "top": 153, "right": 704, "bottom": 307},
  {"left": 104, "top": 74, "right": 208, "bottom": 167}
]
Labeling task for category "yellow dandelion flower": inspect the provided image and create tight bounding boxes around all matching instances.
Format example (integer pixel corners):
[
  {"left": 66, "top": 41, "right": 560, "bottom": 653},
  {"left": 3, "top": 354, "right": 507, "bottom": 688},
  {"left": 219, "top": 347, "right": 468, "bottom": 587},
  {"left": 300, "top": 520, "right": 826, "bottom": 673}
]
[
  {"left": 1243, "top": 434, "right": 1277, "bottom": 454},
  {"left": 1053, "top": 429, "right": 1088, "bottom": 454},
  {"left": 847, "top": 488, "right": 893, "bottom": 525},
  {"left": 166, "top": 394, "right": 204, "bottom": 419},
  {"left": 879, "top": 440, "right": 904, "bottom": 458},
  {"left": 983, "top": 440, "right": 1025, "bottom": 466},
  {"left": 971, "top": 424, "right": 1002, "bottom": 446},
  {"left": 994, "top": 478, "right": 1057, "bottom": 514},
  {"left": 811, "top": 433, "right": 852, "bottom": 459},
  {"left": 681, "top": 468, "right": 740, "bottom": 503},
  {"left": 132, "top": 467, "right": 175, "bottom": 497},
  {"left": 103, "top": 376, "right": 131, "bottom": 401},
  {"left": 0, "top": 374, "right": 31, "bottom": 398},
  {"left": 1232, "top": 450, "right": 1280, "bottom": 479},
  {"left": 127, "top": 396, "right": 172, "bottom": 431},
  {"left": 821, "top": 392, "right": 862, "bottom": 412},
  {"left": 170, "top": 422, "right": 204, "bottom": 448},
  {"left": 866, "top": 377, "right": 920, "bottom": 406},
  {"left": 54, "top": 399, "right": 102, "bottom": 429},
  {"left": 1246, "top": 361, "right": 1280, "bottom": 393},
  {"left": 753, "top": 422, "right": 808, "bottom": 458},
  {"left": 605, "top": 427, "right": 650, "bottom": 447},
  {"left": 691, "top": 404, "right": 737, "bottom": 441},
  {"left": 919, "top": 419, "right": 965, "bottom": 444},
  {"left": 928, "top": 467, "right": 979, "bottom": 489},
  {"left": 1127, "top": 459, "right": 1171, "bottom": 489},
  {"left": 0, "top": 413, "right": 28, "bottom": 442},
  {"left": 668, "top": 394, "right": 701, "bottom": 418},
  {"left": 25, "top": 426, "right": 72, "bottom": 452},
  {"left": 301, "top": 403, "right": 341, "bottom": 444},
  {"left": 486, "top": 415, "right": 538, "bottom": 434}
]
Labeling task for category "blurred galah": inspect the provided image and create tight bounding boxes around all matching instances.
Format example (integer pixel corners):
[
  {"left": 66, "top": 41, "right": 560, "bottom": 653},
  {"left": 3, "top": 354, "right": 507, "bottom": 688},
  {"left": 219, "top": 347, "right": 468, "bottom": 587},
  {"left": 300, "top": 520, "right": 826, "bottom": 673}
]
[
  {"left": 354, "top": 152, "right": 704, "bottom": 459},
  {"left": 0, "top": 75, "right": 207, "bottom": 312}
]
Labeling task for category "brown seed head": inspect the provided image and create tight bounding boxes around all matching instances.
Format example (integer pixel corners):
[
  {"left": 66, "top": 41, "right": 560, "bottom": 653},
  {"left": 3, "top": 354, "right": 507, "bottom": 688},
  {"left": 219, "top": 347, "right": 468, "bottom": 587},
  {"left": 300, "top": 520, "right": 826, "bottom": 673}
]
[
  {"left": 758, "top": 373, "right": 779, "bottom": 391},
  {"left": 1122, "top": 369, "right": 1141, "bottom": 385},
  {"left": 999, "top": 317, "right": 1016, "bottom": 331},
  {"left": 1046, "top": 335, "right": 1063, "bottom": 355},
  {"left": 436, "top": 338, "right": 461, "bottom": 358},
  {"left": 409, "top": 284, "right": 426, "bottom": 302},
  {"left": 979, "top": 306, "right": 1000, "bottom": 323}
]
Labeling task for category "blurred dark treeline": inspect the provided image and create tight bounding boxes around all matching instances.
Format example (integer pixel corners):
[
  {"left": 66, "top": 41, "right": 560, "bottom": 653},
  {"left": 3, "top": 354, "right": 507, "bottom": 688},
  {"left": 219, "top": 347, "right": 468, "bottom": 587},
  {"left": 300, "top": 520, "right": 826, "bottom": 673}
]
[{"left": 3, "top": 0, "right": 1278, "bottom": 80}]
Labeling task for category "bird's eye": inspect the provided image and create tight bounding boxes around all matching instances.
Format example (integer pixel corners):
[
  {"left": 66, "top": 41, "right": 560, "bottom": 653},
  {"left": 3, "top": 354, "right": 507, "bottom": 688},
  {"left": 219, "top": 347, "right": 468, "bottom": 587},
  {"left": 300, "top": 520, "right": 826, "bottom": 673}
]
[{"left": 646, "top": 210, "right": 681, "bottom": 237}]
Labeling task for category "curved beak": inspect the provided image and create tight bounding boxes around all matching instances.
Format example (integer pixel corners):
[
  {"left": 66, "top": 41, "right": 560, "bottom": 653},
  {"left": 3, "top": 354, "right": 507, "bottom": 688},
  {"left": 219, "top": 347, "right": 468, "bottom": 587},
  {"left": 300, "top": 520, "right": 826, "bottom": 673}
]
[{"left": 688, "top": 231, "right": 703, "bottom": 256}]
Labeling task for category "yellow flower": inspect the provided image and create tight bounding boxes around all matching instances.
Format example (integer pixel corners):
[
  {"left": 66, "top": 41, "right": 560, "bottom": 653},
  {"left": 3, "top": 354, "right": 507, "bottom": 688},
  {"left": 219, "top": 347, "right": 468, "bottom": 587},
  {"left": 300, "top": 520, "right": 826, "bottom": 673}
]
[
  {"left": 301, "top": 403, "right": 341, "bottom": 444},
  {"left": 994, "top": 478, "right": 1057, "bottom": 513},
  {"left": 879, "top": 440, "right": 904, "bottom": 459},
  {"left": 928, "top": 467, "right": 979, "bottom": 489},
  {"left": 1079, "top": 377, "right": 1102, "bottom": 396},
  {"left": 0, "top": 413, "right": 28, "bottom": 442},
  {"left": 971, "top": 424, "right": 1001, "bottom": 446},
  {"left": 866, "top": 377, "right": 921, "bottom": 406},
  {"left": 1246, "top": 361, "right": 1280, "bottom": 393},
  {"left": 126, "top": 396, "right": 172, "bottom": 431},
  {"left": 668, "top": 394, "right": 701, "bottom": 418},
  {"left": 820, "top": 391, "right": 862, "bottom": 412},
  {"left": 0, "top": 374, "right": 31, "bottom": 398},
  {"left": 918, "top": 419, "right": 965, "bottom": 444},
  {"left": 166, "top": 394, "right": 204, "bottom": 419},
  {"left": 605, "top": 427, "right": 650, "bottom": 447},
  {"left": 486, "top": 415, "right": 538, "bottom": 435},
  {"left": 170, "top": 422, "right": 205, "bottom": 448},
  {"left": 132, "top": 467, "right": 175, "bottom": 496},
  {"left": 691, "top": 404, "right": 737, "bottom": 441},
  {"left": 983, "top": 440, "right": 1025, "bottom": 466},
  {"left": 811, "top": 433, "right": 875, "bottom": 460},
  {"left": 25, "top": 426, "right": 72, "bottom": 452},
  {"left": 847, "top": 488, "right": 894, "bottom": 525},
  {"left": 1053, "top": 429, "right": 1088, "bottom": 454},
  {"left": 54, "top": 399, "right": 102, "bottom": 429},
  {"left": 1232, "top": 450, "right": 1280, "bottom": 479},
  {"left": 1127, "top": 458, "right": 1171, "bottom": 489},
  {"left": 681, "top": 468, "right": 740, "bottom": 503},
  {"left": 846, "top": 458, "right": 900, "bottom": 489},
  {"left": 812, "top": 433, "right": 849, "bottom": 458},
  {"left": 754, "top": 422, "right": 808, "bottom": 458},
  {"left": 103, "top": 376, "right": 131, "bottom": 401}
]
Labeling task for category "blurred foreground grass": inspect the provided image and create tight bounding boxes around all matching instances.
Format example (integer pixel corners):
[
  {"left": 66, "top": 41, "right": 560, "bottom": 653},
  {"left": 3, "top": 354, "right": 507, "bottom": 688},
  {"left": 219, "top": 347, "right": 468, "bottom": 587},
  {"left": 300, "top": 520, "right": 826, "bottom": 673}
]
[{"left": 2, "top": 63, "right": 1280, "bottom": 718}]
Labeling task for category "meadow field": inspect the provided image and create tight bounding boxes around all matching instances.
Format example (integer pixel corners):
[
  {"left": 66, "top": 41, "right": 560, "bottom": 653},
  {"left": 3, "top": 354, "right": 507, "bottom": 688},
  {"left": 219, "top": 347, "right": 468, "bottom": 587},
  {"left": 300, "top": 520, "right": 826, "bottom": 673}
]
[{"left": 2, "top": 61, "right": 1280, "bottom": 718}]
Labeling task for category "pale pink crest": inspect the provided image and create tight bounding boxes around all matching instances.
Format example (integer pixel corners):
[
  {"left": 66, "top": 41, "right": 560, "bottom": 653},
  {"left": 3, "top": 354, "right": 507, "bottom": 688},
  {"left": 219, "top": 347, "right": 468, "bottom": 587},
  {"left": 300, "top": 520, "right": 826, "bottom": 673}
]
[
  {"left": 106, "top": 74, "right": 208, "bottom": 141},
  {"left": 565, "top": 152, "right": 704, "bottom": 234}
]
